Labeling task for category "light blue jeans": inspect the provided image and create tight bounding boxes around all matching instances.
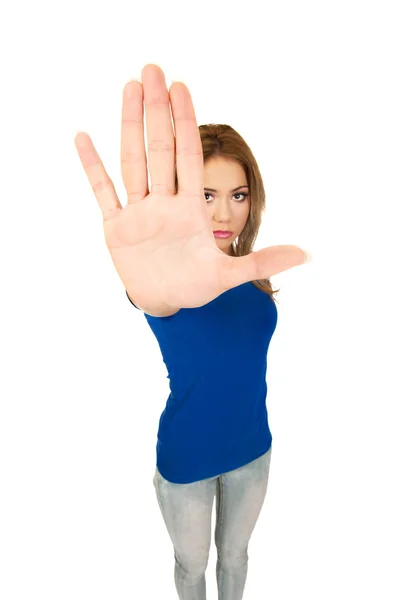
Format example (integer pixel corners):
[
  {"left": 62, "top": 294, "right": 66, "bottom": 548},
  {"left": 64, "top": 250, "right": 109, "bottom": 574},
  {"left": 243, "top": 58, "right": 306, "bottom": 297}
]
[{"left": 153, "top": 446, "right": 273, "bottom": 600}]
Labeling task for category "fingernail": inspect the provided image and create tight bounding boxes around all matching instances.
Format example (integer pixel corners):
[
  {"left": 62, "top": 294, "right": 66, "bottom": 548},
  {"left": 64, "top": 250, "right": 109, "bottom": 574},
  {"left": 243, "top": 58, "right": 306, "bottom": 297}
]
[{"left": 303, "top": 249, "right": 313, "bottom": 264}]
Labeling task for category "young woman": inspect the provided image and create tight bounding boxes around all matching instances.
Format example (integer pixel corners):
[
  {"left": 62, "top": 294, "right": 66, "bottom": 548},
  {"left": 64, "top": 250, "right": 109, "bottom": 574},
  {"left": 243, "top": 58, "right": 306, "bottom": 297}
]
[{"left": 75, "top": 64, "right": 311, "bottom": 600}]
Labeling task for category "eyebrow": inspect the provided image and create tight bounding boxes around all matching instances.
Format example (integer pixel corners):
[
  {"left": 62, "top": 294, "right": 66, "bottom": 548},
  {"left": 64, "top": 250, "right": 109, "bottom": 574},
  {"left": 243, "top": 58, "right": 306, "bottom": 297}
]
[{"left": 204, "top": 185, "right": 249, "bottom": 193}]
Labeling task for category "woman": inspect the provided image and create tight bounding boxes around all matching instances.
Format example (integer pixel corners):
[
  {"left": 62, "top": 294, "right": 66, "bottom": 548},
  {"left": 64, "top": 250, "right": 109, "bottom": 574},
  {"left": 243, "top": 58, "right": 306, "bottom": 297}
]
[{"left": 74, "top": 64, "right": 310, "bottom": 600}]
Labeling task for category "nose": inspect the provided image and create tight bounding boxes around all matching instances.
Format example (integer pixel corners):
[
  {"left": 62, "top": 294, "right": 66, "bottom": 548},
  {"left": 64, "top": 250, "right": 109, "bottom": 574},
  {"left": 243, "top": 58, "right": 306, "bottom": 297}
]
[{"left": 213, "top": 199, "right": 232, "bottom": 222}]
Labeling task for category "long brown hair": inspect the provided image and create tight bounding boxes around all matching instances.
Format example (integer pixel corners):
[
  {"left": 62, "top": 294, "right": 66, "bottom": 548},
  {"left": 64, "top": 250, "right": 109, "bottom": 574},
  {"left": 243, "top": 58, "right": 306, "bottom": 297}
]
[{"left": 177, "top": 123, "right": 280, "bottom": 304}]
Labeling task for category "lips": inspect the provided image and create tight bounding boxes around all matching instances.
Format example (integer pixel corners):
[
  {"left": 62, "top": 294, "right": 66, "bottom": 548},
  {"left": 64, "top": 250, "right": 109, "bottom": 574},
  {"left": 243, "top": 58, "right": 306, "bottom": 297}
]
[{"left": 214, "top": 231, "right": 233, "bottom": 238}]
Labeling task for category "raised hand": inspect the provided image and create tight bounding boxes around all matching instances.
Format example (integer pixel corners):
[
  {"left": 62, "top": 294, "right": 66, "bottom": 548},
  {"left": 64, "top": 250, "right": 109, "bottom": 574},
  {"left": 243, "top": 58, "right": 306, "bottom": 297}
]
[{"left": 74, "top": 64, "right": 309, "bottom": 317}]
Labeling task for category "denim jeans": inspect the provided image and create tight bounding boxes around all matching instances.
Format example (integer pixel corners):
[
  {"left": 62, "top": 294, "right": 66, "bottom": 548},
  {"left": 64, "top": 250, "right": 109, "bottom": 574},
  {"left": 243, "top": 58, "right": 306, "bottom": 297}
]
[{"left": 153, "top": 446, "right": 272, "bottom": 600}]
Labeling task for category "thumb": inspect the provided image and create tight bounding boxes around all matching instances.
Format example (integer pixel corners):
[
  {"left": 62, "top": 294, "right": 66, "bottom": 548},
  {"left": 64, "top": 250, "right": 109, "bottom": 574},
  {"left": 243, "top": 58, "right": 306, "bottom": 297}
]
[{"left": 221, "top": 245, "right": 310, "bottom": 291}]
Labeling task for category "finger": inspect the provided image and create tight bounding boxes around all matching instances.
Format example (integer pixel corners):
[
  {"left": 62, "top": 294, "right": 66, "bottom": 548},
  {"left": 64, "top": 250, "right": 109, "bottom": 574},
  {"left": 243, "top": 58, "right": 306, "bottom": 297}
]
[
  {"left": 169, "top": 81, "right": 204, "bottom": 198},
  {"left": 74, "top": 132, "right": 121, "bottom": 221},
  {"left": 141, "top": 64, "right": 175, "bottom": 195},
  {"left": 121, "top": 80, "right": 148, "bottom": 203},
  {"left": 221, "top": 245, "right": 309, "bottom": 291}
]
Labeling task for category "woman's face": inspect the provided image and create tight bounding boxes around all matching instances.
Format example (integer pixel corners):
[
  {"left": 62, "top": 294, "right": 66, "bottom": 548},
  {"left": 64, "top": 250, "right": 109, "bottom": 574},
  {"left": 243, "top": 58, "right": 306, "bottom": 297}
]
[{"left": 204, "top": 156, "right": 251, "bottom": 256}]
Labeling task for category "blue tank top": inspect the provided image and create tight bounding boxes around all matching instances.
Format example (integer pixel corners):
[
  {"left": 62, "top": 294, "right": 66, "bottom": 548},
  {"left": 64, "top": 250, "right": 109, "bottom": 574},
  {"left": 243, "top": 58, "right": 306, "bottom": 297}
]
[{"left": 126, "top": 281, "right": 278, "bottom": 483}]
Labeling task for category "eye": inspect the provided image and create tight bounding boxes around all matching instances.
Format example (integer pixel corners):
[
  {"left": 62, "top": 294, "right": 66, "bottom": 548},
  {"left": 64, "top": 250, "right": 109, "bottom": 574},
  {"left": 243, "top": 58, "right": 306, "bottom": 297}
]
[
  {"left": 233, "top": 193, "right": 248, "bottom": 201},
  {"left": 204, "top": 192, "right": 248, "bottom": 203}
]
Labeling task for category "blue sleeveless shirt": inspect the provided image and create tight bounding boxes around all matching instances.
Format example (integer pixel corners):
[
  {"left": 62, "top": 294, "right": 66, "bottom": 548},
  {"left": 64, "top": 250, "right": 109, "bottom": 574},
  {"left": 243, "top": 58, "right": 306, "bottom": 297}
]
[{"left": 126, "top": 281, "right": 278, "bottom": 484}]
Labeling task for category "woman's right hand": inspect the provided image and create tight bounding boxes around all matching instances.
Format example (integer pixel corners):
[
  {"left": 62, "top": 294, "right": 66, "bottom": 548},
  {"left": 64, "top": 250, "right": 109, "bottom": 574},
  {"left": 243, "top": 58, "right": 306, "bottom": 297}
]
[{"left": 74, "top": 64, "right": 309, "bottom": 317}]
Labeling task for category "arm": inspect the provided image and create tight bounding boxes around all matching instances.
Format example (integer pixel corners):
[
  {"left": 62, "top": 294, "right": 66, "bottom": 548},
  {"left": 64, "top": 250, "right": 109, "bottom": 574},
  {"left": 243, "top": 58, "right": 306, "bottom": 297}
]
[
  {"left": 126, "top": 290, "right": 141, "bottom": 310},
  {"left": 125, "top": 290, "right": 180, "bottom": 317}
]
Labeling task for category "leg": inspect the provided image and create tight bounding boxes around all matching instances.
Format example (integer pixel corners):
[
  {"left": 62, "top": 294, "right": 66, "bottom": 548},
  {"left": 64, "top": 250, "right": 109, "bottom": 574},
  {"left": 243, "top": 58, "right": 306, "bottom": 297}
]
[
  {"left": 214, "top": 447, "right": 273, "bottom": 600},
  {"left": 153, "top": 468, "right": 217, "bottom": 600}
]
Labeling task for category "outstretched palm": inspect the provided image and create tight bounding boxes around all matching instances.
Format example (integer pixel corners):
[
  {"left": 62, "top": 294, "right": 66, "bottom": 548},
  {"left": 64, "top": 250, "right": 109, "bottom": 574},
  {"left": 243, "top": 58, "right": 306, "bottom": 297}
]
[{"left": 75, "top": 64, "right": 308, "bottom": 316}]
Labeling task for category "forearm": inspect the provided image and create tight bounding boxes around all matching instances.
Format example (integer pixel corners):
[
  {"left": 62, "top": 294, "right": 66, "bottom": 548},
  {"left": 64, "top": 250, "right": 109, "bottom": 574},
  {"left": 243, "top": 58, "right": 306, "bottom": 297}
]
[{"left": 125, "top": 290, "right": 179, "bottom": 317}]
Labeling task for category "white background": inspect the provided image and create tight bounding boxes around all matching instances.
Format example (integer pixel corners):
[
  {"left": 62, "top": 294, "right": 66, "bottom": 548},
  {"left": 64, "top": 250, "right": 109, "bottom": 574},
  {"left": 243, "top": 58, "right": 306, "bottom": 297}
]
[{"left": 1, "top": 0, "right": 399, "bottom": 598}]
